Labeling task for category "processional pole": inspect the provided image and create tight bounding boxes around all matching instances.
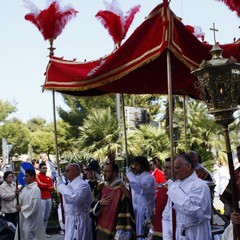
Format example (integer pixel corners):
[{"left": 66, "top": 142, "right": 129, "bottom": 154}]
[
  {"left": 12, "top": 156, "right": 22, "bottom": 240},
  {"left": 183, "top": 96, "right": 188, "bottom": 152},
  {"left": 121, "top": 94, "right": 129, "bottom": 167},
  {"left": 166, "top": 0, "right": 175, "bottom": 179},
  {"left": 192, "top": 23, "right": 240, "bottom": 239},
  {"left": 48, "top": 39, "right": 65, "bottom": 225},
  {"left": 24, "top": 0, "right": 78, "bottom": 228}
]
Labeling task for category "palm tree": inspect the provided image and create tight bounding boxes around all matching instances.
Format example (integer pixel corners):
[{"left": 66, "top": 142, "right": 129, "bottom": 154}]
[
  {"left": 77, "top": 108, "right": 120, "bottom": 162},
  {"left": 126, "top": 124, "right": 169, "bottom": 165}
]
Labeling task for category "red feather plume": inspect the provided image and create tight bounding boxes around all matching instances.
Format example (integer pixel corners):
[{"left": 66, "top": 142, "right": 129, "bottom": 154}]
[
  {"left": 96, "top": 1, "right": 140, "bottom": 47},
  {"left": 24, "top": 1, "right": 78, "bottom": 41},
  {"left": 217, "top": 0, "right": 240, "bottom": 17},
  {"left": 96, "top": 11, "right": 123, "bottom": 46},
  {"left": 123, "top": 5, "right": 141, "bottom": 39}
]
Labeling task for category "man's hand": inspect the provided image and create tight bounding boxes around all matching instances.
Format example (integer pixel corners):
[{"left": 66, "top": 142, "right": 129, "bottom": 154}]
[
  {"left": 231, "top": 211, "right": 240, "bottom": 225},
  {"left": 16, "top": 205, "right": 21, "bottom": 212},
  {"left": 100, "top": 195, "right": 112, "bottom": 206}
]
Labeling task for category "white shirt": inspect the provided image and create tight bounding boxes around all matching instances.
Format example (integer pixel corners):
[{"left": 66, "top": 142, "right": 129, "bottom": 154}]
[{"left": 162, "top": 171, "right": 212, "bottom": 240}]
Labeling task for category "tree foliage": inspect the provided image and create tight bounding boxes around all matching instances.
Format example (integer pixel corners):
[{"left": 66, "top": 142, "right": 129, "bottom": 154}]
[
  {"left": 0, "top": 118, "right": 30, "bottom": 155},
  {"left": 0, "top": 100, "right": 17, "bottom": 122}
]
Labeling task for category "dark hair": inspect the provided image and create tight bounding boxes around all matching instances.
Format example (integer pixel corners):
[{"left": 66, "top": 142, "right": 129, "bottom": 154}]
[
  {"left": 3, "top": 171, "right": 13, "bottom": 181},
  {"left": 31, "top": 159, "right": 39, "bottom": 165},
  {"left": 237, "top": 145, "right": 240, "bottom": 152},
  {"left": 25, "top": 169, "right": 36, "bottom": 178},
  {"left": 165, "top": 157, "right": 171, "bottom": 162},
  {"left": 105, "top": 162, "right": 119, "bottom": 175},
  {"left": 39, "top": 162, "right": 47, "bottom": 169},
  {"left": 178, "top": 154, "right": 195, "bottom": 169},
  {"left": 133, "top": 156, "right": 150, "bottom": 172}
]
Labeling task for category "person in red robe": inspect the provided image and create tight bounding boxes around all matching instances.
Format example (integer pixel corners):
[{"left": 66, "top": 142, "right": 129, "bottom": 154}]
[
  {"left": 92, "top": 162, "right": 136, "bottom": 240},
  {"left": 148, "top": 157, "right": 173, "bottom": 240},
  {"left": 149, "top": 157, "right": 166, "bottom": 196}
]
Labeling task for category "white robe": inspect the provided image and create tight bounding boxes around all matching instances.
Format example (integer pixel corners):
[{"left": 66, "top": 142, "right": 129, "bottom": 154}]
[
  {"left": 126, "top": 169, "right": 156, "bottom": 240},
  {"left": 57, "top": 176, "right": 92, "bottom": 240},
  {"left": 15, "top": 182, "right": 45, "bottom": 240},
  {"left": 162, "top": 171, "right": 212, "bottom": 240}
]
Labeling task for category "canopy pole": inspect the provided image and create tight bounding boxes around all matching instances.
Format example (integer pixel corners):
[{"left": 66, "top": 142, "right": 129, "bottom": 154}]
[
  {"left": 167, "top": 50, "right": 174, "bottom": 179},
  {"left": 116, "top": 93, "right": 121, "bottom": 139},
  {"left": 183, "top": 96, "right": 188, "bottom": 152},
  {"left": 52, "top": 90, "right": 60, "bottom": 176},
  {"left": 121, "top": 93, "right": 129, "bottom": 166}
]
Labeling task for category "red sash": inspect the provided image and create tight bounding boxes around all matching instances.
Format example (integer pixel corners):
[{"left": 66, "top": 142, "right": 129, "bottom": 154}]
[
  {"left": 154, "top": 185, "right": 168, "bottom": 235},
  {"left": 98, "top": 185, "right": 123, "bottom": 233}
]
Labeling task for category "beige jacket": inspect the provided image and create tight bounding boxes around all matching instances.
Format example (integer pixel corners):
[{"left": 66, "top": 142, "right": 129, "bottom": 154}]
[{"left": 0, "top": 181, "right": 17, "bottom": 213}]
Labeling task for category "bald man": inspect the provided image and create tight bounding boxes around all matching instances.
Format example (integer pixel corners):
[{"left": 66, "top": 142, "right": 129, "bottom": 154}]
[{"left": 57, "top": 163, "right": 93, "bottom": 240}]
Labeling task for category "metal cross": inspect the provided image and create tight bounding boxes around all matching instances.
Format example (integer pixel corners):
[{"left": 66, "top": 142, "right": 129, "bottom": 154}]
[{"left": 210, "top": 23, "right": 219, "bottom": 44}]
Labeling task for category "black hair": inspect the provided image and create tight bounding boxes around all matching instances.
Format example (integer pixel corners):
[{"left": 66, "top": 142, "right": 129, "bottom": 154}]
[
  {"left": 25, "top": 169, "right": 36, "bottom": 178},
  {"left": 150, "top": 157, "right": 159, "bottom": 165},
  {"left": 31, "top": 159, "right": 39, "bottom": 165},
  {"left": 105, "top": 162, "right": 119, "bottom": 175},
  {"left": 165, "top": 157, "right": 171, "bottom": 162},
  {"left": 39, "top": 162, "right": 47, "bottom": 169},
  {"left": 133, "top": 156, "right": 150, "bottom": 172},
  {"left": 3, "top": 171, "right": 13, "bottom": 181}
]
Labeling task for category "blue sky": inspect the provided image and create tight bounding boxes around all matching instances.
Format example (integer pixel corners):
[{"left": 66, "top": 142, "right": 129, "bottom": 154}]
[{"left": 0, "top": 0, "right": 239, "bottom": 122}]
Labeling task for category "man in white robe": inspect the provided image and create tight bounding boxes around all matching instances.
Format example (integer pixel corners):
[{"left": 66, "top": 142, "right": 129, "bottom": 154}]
[
  {"left": 162, "top": 154, "right": 212, "bottom": 240},
  {"left": 15, "top": 169, "right": 45, "bottom": 240},
  {"left": 126, "top": 156, "right": 156, "bottom": 240},
  {"left": 57, "top": 163, "right": 92, "bottom": 240}
]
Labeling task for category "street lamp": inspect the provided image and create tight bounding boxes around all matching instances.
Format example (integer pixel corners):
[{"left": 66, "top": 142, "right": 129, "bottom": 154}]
[
  {"left": 167, "top": 122, "right": 181, "bottom": 154},
  {"left": 173, "top": 122, "right": 181, "bottom": 151},
  {"left": 59, "top": 158, "right": 69, "bottom": 174},
  {"left": 192, "top": 42, "right": 240, "bottom": 240}
]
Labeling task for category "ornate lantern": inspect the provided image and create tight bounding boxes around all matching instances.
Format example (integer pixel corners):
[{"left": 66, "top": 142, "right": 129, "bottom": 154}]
[
  {"left": 11, "top": 154, "right": 22, "bottom": 176},
  {"left": 173, "top": 122, "right": 181, "bottom": 147},
  {"left": 192, "top": 42, "right": 240, "bottom": 240},
  {"left": 193, "top": 44, "right": 240, "bottom": 125},
  {"left": 59, "top": 157, "right": 69, "bottom": 174},
  {"left": 167, "top": 122, "right": 181, "bottom": 154}
]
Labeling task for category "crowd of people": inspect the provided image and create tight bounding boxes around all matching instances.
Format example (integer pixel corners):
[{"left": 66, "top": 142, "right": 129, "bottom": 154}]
[{"left": 0, "top": 148, "right": 239, "bottom": 240}]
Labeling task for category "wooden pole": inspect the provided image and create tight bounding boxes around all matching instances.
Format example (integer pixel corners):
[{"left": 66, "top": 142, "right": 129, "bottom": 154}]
[
  {"left": 223, "top": 125, "right": 240, "bottom": 240},
  {"left": 48, "top": 39, "right": 65, "bottom": 225},
  {"left": 121, "top": 94, "right": 129, "bottom": 167},
  {"left": 183, "top": 96, "right": 188, "bottom": 152},
  {"left": 16, "top": 178, "right": 21, "bottom": 240}
]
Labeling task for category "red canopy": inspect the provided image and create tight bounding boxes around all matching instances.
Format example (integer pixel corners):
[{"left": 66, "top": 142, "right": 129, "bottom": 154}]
[{"left": 44, "top": 2, "right": 240, "bottom": 98}]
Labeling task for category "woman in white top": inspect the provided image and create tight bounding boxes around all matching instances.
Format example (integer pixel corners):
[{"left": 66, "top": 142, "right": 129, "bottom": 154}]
[{"left": 0, "top": 171, "right": 18, "bottom": 226}]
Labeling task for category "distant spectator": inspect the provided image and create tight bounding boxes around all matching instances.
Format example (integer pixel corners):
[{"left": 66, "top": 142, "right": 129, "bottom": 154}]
[
  {"left": 31, "top": 159, "right": 40, "bottom": 174},
  {"left": 35, "top": 162, "right": 54, "bottom": 238},
  {"left": 39, "top": 152, "right": 57, "bottom": 182},
  {"left": 149, "top": 158, "right": 166, "bottom": 185},
  {"left": 0, "top": 171, "right": 18, "bottom": 226}
]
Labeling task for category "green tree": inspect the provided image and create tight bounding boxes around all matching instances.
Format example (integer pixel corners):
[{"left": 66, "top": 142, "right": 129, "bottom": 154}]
[
  {"left": 0, "top": 99, "right": 17, "bottom": 122},
  {"left": 77, "top": 108, "right": 119, "bottom": 161},
  {"left": 126, "top": 124, "right": 169, "bottom": 165},
  {"left": 58, "top": 95, "right": 116, "bottom": 139},
  {"left": 0, "top": 118, "right": 30, "bottom": 155}
]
